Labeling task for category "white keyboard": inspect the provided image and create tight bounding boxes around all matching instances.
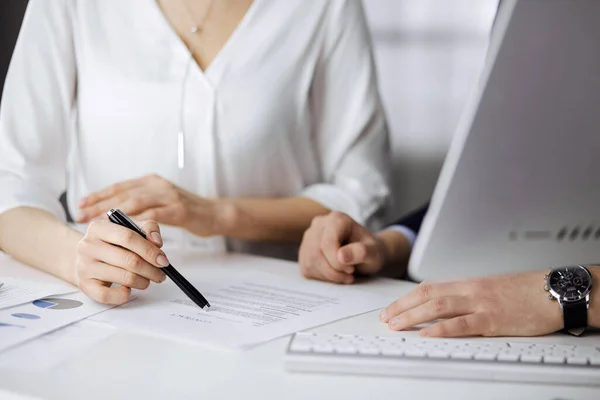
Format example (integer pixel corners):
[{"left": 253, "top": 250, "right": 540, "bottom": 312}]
[{"left": 285, "top": 332, "right": 600, "bottom": 385}]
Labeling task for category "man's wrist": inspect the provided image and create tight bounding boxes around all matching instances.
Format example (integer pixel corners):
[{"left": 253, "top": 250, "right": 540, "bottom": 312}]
[
  {"left": 588, "top": 266, "right": 600, "bottom": 328},
  {"left": 374, "top": 230, "right": 411, "bottom": 271}
]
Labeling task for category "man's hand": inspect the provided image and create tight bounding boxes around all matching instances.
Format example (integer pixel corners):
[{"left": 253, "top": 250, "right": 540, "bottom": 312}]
[
  {"left": 380, "top": 271, "right": 566, "bottom": 337},
  {"left": 299, "top": 212, "right": 389, "bottom": 284},
  {"left": 76, "top": 174, "right": 228, "bottom": 237}
]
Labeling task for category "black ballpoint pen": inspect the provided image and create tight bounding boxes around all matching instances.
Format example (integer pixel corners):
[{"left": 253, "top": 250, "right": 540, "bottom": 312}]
[{"left": 106, "top": 208, "right": 211, "bottom": 310}]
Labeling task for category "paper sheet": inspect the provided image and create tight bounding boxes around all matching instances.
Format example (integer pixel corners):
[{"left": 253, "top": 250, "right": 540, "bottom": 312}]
[
  {"left": 0, "top": 277, "right": 76, "bottom": 310},
  {"left": 0, "top": 292, "right": 115, "bottom": 353},
  {"left": 0, "top": 319, "right": 117, "bottom": 372},
  {"left": 91, "top": 270, "right": 390, "bottom": 349}
]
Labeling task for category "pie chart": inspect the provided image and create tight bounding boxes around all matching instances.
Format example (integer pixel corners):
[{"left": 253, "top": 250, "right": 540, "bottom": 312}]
[{"left": 33, "top": 298, "right": 83, "bottom": 310}]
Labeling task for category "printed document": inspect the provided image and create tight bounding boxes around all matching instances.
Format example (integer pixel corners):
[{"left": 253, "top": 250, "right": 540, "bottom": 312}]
[
  {"left": 0, "top": 292, "right": 115, "bottom": 353},
  {"left": 0, "top": 319, "right": 116, "bottom": 372},
  {"left": 0, "top": 277, "right": 76, "bottom": 310},
  {"left": 92, "top": 269, "right": 390, "bottom": 349}
]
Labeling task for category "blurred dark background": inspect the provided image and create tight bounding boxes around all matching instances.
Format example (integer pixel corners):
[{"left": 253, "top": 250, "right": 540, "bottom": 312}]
[{"left": 0, "top": 0, "right": 28, "bottom": 99}]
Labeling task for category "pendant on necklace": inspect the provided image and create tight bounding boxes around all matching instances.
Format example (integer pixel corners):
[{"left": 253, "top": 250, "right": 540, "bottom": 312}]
[{"left": 191, "top": 26, "right": 200, "bottom": 34}]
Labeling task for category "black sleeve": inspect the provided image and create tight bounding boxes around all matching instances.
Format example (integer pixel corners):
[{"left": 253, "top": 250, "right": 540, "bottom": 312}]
[{"left": 390, "top": 203, "right": 429, "bottom": 235}]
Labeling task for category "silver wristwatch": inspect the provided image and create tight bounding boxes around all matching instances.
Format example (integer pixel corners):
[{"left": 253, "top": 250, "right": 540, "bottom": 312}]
[{"left": 544, "top": 265, "right": 593, "bottom": 335}]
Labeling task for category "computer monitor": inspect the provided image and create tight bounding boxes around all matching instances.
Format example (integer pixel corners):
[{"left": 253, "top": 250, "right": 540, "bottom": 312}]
[{"left": 408, "top": 0, "right": 600, "bottom": 281}]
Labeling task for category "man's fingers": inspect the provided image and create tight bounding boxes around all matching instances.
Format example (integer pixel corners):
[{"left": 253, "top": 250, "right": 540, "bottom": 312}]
[
  {"left": 321, "top": 231, "right": 354, "bottom": 275},
  {"left": 302, "top": 250, "right": 353, "bottom": 284},
  {"left": 78, "top": 178, "right": 142, "bottom": 208},
  {"left": 380, "top": 281, "right": 458, "bottom": 323},
  {"left": 320, "top": 213, "right": 355, "bottom": 274},
  {"left": 79, "top": 278, "right": 131, "bottom": 305},
  {"left": 87, "top": 261, "right": 152, "bottom": 290},
  {"left": 420, "top": 314, "right": 484, "bottom": 338},
  {"left": 387, "top": 296, "right": 471, "bottom": 331},
  {"left": 337, "top": 242, "right": 372, "bottom": 266}
]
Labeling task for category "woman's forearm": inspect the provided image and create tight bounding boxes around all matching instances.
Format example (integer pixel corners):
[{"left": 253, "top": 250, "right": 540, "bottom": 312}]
[
  {"left": 211, "top": 197, "right": 330, "bottom": 243},
  {"left": 0, "top": 207, "right": 82, "bottom": 285}
]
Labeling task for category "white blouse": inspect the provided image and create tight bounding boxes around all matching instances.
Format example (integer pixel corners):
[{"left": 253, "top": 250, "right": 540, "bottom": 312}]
[{"left": 0, "top": 0, "right": 390, "bottom": 259}]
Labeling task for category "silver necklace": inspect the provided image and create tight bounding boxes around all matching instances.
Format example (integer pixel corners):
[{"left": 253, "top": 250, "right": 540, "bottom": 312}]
[
  {"left": 182, "top": 0, "right": 215, "bottom": 34},
  {"left": 176, "top": 0, "right": 215, "bottom": 169}
]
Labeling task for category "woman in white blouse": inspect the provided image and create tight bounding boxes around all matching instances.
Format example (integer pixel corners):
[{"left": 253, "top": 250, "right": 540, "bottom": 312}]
[{"left": 0, "top": 0, "right": 390, "bottom": 304}]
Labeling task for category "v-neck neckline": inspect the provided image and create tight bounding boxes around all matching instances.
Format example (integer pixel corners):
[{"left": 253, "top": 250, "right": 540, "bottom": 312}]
[{"left": 150, "top": 0, "right": 261, "bottom": 86}]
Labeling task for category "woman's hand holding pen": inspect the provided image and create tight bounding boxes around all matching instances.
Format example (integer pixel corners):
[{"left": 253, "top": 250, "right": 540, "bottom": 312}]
[
  {"left": 76, "top": 174, "right": 230, "bottom": 237},
  {"left": 75, "top": 219, "right": 169, "bottom": 305}
]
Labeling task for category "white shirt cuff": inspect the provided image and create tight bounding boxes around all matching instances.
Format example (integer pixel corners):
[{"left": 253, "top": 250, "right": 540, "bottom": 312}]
[{"left": 385, "top": 225, "right": 417, "bottom": 249}]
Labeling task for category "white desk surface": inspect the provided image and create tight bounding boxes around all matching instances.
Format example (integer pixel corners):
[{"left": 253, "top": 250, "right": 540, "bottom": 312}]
[{"left": 0, "top": 251, "right": 599, "bottom": 400}]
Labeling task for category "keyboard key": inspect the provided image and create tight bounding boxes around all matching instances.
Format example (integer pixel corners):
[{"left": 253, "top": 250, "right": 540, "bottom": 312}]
[
  {"left": 589, "top": 357, "right": 600, "bottom": 366},
  {"left": 520, "top": 354, "right": 543, "bottom": 363},
  {"left": 313, "top": 344, "right": 334, "bottom": 353},
  {"left": 290, "top": 342, "right": 312, "bottom": 352},
  {"left": 335, "top": 346, "right": 358, "bottom": 354},
  {"left": 474, "top": 352, "right": 497, "bottom": 361},
  {"left": 381, "top": 347, "right": 404, "bottom": 356},
  {"left": 450, "top": 352, "right": 474, "bottom": 360},
  {"left": 567, "top": 357, "right": 588, "bottom": 365},
  {"left": 497, "top": 353, "right": 520, "bottom": 362},
  {"left": 405, "top": 349, "right": 427, "bottom": 358},
  {"left": 358, "top": 347, "right": 380, "bottom": 355},
  {"left": 428, "top": 350, "right": 450, "bottom": 359},
  {"left": 543, "top": 355, "right": 565, "bottom": 364}
]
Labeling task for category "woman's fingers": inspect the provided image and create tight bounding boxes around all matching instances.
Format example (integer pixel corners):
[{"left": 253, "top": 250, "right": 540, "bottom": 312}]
[
  {"left": 380, "top": 281, "right": 458, "bottom": 323},
  {"left": 78, "top": 178, "right": 143, "bottom": 208},
  {"left": 134, "top": 207, "right": 171, "bottom": 225},
  {"left": 86, "top": 240, "right": 165, "bottom": 284},
  {"left": 387, "top": 296, "right": 472, "bottom": 331},
  {"left": 139, "top": 220, "right": 163, "bottom": 247},
  {"left": 420, "top": 314, "right": 485, "bottom": 338},
  {"left": 85, "top": 261, "right": 152, "bottom": 290},
  {"left": 88, "top": 221, "right": 169, "bottom": 268},
  {"left": 79, "top": 278, "right": 132, "bottom": 305}
]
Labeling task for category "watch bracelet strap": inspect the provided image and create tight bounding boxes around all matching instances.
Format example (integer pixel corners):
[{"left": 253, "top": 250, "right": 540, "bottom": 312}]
[{"left": 561, "top": 298, "right": 588, "bottom": 336}]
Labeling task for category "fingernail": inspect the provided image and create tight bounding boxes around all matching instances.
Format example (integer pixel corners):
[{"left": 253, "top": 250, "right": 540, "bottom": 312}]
[
  {"left": 390, "top": 317, "right": 402, "bottom": 330},
  {"left": 78, "top": 198, "right": 86, "bottom": 208},
  {"left": 160, "top": 273, "right": 167, "bottom": 282},
  {"left": 420, "top": 328, "right": 430, "bottom": 337},
  {"left": 341, "top": 249, "right": 351, "bottom": 263},
  {"left": 151, "top": 232, "right": 163, "bottom": 246},
  {"left": 156, "top": 254, "right": 169, "bottom": 267},
  {"left": 345, "top": 267, "right": 355, "bottom": 275},
  {"left": 379, "top": 309, "right": 387, "bottom": 322},
  {"left": 76, "top": 212, "right": 85, "bottom": 221}
]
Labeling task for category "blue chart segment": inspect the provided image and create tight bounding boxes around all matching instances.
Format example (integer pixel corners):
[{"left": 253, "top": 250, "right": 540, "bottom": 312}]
[
  {"left": 33, "top": 298, "right": 83, "bottom": 310},
  {"left": 11, "top": 313, "right": 41, "bottom": 320},
  {"left": 0, "top": 322, "right": 25, "bottom": 328}
]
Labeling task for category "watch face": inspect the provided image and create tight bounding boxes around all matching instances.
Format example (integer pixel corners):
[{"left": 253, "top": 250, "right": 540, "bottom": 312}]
[{"left": 549, "top": 266, "right": 592, "bottom": 301}]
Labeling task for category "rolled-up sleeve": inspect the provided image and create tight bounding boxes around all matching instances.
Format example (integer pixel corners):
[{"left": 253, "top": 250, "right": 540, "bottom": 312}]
[
  {"left": 302, "top": 0, "right": 391, "bottom": 228},
  {"left": 0, "top": 0, "right": 76, "bottom": 220}
]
